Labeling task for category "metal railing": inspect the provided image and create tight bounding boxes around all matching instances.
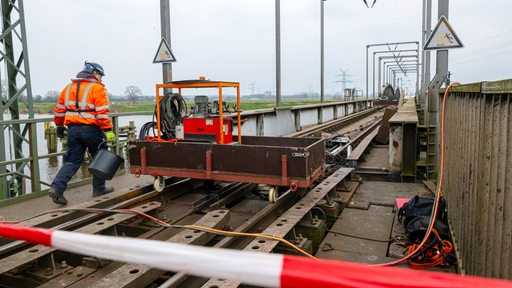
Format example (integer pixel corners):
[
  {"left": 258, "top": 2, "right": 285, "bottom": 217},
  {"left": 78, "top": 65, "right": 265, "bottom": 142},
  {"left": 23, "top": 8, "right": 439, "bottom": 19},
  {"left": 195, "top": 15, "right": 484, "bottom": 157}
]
[
  {"left": 0, "top": 112, "right": 152, "bottom": 205},
  {"left": 441, "top": 79, "right": 512, "bottom": 280},
  {"left": 0, "top": 99, "right": 373, "bottom": 205}
]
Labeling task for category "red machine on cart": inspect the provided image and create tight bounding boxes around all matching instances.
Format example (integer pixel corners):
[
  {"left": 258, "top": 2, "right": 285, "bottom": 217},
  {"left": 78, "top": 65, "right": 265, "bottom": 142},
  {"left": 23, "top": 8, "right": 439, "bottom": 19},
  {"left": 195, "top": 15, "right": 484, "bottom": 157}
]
[
  {"left": 128, "top": 79, "right": 325, "bottom": 200},
  {"left": 182, "top": 117, "right": 233, "bottom": 144}
]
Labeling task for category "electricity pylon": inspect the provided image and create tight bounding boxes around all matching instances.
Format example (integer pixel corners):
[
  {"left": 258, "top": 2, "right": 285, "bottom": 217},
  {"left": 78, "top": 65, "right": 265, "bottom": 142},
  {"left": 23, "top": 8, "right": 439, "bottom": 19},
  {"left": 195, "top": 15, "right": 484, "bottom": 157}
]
[{"left": 0, "top": 0, "right": 36, "bottom": 198}]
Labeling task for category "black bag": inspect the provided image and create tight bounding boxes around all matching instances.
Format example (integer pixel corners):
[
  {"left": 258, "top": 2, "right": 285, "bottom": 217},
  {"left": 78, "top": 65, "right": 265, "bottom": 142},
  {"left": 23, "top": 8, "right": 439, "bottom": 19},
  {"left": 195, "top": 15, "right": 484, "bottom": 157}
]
[
  {"left": 405, "top": 215, "right": 450, "bottom": 243},
  {"left": 398, "top": 195, "right": 446, "bottom": 226}
]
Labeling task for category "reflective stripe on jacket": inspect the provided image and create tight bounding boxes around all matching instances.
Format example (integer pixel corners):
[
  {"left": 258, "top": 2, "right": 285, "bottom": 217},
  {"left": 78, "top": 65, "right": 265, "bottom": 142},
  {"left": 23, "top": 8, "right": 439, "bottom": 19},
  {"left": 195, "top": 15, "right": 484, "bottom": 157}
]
[{"left": 53, "top": 78, "right": 112, "bottom": 131}]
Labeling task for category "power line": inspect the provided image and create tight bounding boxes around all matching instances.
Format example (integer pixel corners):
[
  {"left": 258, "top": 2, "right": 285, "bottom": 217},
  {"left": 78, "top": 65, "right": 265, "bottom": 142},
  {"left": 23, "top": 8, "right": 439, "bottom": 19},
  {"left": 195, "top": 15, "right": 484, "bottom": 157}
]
[{"left": 335, "top": 69, "right": 353, "bottom": 94}]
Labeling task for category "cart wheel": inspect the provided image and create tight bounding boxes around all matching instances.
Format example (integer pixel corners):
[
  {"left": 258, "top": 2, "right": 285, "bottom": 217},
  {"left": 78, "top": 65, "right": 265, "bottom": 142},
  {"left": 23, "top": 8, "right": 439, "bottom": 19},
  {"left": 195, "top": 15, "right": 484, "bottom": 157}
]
[
  {"left": 268, "top": 186, "right": 278, "bottom": 203},
  {"left": 154, "top": 176, "right": 165, "bottom": 192}
]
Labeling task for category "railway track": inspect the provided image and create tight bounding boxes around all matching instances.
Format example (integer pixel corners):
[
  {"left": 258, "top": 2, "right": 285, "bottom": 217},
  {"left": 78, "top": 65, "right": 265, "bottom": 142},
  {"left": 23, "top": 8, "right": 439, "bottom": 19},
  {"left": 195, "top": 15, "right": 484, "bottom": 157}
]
[{"left": 0, "top": 109, "right": 383, "bottom": 288}]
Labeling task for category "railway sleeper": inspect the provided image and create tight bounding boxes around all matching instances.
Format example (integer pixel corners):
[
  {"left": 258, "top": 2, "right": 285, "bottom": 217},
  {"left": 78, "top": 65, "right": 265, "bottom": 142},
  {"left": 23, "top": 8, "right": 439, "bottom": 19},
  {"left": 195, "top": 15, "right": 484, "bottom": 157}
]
[
  {"left": 0, "top": 202, "right": 161, "bottom": 287},
  {"left": 86, "top": 209, "right": 229, "bottom": 288},
  {"left": 203, "top": 167, "right": 353, "bottom": 288}
]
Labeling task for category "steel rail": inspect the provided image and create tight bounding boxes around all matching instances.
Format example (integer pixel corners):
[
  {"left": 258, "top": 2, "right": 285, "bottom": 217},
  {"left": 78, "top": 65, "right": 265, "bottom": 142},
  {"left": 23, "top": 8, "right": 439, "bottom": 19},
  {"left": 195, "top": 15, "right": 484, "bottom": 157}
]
[
  {"left": 327, "top": 117, "right": 382, "bottom": 158},
  {"left": 203, "top": 167, "right": 354, "bottom": 288},
  {"left": 0, "top": 178, "right": 194, "bottom": 257},
  {"left": 0, "top": 108, "right": 381, "bottom": 287},
  {"left": 157, "top": 189, "right": 297, "bottom": 288},
  {"left": 287, "top": 107, "right": 379, "bottom": 138}
]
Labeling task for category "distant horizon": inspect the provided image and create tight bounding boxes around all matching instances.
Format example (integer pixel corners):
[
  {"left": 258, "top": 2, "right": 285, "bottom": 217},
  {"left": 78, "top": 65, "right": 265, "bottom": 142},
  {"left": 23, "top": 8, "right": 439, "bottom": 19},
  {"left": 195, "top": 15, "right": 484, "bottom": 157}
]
[{"left": 21, "top": 1, "right": 509, "bottom": 98}]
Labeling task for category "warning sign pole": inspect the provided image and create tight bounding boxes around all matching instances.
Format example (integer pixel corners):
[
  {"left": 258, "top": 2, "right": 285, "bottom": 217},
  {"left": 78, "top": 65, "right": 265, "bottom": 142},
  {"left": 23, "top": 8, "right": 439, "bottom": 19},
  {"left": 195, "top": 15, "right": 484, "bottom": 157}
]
[
  {"left": 159, "top": 0, "right": 173, "bottom": 90},
  {"left": 426, "top": 0, "right": 460, "bottom": 178},
  {"left": 423, "top": 16, "right": 463, "bottom": 50}
]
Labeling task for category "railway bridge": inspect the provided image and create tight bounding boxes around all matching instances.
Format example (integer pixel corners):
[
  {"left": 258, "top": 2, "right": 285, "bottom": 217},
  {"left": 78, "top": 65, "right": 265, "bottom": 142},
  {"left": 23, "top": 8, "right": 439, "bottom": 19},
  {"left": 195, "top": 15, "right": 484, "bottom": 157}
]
[{"left": 1, "top": 1, "right": 511, "bottom": 287}]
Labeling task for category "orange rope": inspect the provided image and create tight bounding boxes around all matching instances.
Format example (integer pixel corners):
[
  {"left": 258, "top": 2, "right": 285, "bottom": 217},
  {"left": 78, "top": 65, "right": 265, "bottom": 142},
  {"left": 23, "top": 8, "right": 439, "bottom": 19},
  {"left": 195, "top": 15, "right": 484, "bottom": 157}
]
[{"left": 376, "top": 82, "right": 460, "bottom": 267}]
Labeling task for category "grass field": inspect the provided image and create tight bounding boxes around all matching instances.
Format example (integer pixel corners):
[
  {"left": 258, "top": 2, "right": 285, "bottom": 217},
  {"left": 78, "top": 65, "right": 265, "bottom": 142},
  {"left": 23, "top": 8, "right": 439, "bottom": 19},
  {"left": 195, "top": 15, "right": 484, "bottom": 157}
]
[{"left": 31, "top": 98, "right": 339, "bottom": 114}]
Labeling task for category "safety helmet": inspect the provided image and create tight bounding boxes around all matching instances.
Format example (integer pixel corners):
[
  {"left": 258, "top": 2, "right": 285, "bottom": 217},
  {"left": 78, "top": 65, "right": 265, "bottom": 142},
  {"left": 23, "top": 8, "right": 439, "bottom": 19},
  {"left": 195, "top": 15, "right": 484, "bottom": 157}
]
[{"left": 83, "top": 61, "right": 105, "bottom": 76}]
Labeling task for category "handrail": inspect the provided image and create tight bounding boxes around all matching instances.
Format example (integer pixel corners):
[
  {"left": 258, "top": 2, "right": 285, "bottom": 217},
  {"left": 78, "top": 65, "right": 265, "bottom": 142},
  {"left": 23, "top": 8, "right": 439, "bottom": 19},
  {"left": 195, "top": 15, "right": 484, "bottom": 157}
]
[
  {"left": 1, "top": 101, "right": 374, "bottom": 202},
  {"left": 0, "top": 112, "right": 151, "bottom": 201}
]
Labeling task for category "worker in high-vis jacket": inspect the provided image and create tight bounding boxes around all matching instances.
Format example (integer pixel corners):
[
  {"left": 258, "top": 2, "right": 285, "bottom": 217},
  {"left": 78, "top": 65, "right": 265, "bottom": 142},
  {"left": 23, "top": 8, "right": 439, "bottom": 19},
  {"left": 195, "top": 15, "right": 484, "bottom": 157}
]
[{"left": 49, "top": 61, "right": 116, "bottom": 205}]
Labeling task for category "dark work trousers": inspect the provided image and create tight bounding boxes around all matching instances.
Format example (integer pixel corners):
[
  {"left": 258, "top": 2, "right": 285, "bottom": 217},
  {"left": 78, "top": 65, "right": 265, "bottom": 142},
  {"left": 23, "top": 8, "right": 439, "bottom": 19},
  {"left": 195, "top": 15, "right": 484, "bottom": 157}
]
[{"left": 51, "top": 125, "right": 107, "bottom": 194}]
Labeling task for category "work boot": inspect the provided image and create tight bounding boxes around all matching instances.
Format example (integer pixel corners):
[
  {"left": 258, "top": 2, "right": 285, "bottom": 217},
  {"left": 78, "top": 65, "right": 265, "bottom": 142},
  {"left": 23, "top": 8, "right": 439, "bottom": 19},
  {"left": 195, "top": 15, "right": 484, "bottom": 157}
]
[
  {"left": 49, "top": 188, "right": 68, "bottom": 205},
  {"left": 93, "top": 187, "right": 115, "bottom": 197}
]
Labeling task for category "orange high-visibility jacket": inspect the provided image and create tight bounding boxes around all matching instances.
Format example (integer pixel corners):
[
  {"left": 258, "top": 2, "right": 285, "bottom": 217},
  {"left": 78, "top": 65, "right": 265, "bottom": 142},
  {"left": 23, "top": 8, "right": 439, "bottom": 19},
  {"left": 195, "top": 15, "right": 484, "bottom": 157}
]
[{"left": 54, "top": 78, "right": 112, "bottom": 131}]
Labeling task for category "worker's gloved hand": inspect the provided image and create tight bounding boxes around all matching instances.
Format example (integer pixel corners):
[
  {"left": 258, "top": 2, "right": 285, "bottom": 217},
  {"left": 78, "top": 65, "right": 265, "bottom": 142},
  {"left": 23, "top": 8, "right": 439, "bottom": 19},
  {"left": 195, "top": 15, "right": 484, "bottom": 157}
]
[
  {"left": 105, "top": 130, "right": 116, "bottom": 145},
  {"left": 56, "top": 126, "right": 66, "bottom": 139}
]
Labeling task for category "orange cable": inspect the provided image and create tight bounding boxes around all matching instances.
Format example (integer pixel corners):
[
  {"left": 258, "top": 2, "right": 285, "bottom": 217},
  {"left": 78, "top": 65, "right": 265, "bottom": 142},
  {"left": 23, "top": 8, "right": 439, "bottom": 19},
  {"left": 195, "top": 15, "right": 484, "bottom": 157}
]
[
  {"left": 145, "top": 136, "right": 182, "bottom": 143},
  {"left": 48, "top": 207, "right": 314, "bottom": 258},
  {"left": 185, "top": 224, "right": 316, "bottom": 259},
  {"left": 375, "top": 82, "right": 460, "bottom": 267},
  {"left": 0, "top": 215, "right": 20, "bottom": 224},
  {"left": 117, "top": 209, "right": 316, "bottom": 258},
  {"left": 406, "top": 229, "right": 454, "bottom": 269}
]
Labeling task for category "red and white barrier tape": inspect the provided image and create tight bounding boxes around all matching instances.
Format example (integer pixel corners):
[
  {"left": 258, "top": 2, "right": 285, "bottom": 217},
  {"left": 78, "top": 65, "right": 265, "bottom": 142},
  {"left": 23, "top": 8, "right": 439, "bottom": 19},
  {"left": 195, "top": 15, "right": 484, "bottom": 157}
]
[{"left": 1, "top": 223, "right": 511, "bottom": 288}]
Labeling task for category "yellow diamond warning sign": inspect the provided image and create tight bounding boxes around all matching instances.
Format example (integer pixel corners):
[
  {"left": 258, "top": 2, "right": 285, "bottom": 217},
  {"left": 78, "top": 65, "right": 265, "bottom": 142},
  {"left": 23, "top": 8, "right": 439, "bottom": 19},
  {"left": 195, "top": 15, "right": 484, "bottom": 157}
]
[
  {"left": 153, "top": 38, "right": 176, "bottom": 63},
  {"left": 424, "top": 16, "right": 463, "bottom": 50}
]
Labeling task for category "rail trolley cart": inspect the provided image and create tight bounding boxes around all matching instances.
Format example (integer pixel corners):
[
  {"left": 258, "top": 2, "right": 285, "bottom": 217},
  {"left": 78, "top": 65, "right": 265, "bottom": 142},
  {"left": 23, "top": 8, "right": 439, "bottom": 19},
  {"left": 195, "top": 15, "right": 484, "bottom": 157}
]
[{"left": 128, "top": 79, "right": 325, "bottom": 198}]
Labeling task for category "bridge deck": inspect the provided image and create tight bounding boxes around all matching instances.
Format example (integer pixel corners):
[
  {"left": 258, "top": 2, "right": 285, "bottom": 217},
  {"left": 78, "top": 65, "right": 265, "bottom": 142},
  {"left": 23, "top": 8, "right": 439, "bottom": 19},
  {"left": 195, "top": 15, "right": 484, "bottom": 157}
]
[
  {"left": 0, "top": 148, "right": 457, "bottom": 275},
  {"left": 0, "top": 173, "right": 154, "bottom": 222}
]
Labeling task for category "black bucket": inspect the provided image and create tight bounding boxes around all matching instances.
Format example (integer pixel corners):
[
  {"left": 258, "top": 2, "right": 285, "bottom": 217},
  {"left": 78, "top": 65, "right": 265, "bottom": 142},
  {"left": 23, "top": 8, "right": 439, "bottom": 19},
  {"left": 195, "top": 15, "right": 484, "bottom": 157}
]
[{"left": 88, "top": 149, "right": 124, "bottom": 180}]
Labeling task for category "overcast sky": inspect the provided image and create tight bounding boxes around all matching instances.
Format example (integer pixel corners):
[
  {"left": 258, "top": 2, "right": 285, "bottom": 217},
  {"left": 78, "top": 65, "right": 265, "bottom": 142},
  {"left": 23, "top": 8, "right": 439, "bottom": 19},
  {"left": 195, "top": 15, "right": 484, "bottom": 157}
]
[{"left": 24, "top": 1, "right": 512, "bottom": 98}]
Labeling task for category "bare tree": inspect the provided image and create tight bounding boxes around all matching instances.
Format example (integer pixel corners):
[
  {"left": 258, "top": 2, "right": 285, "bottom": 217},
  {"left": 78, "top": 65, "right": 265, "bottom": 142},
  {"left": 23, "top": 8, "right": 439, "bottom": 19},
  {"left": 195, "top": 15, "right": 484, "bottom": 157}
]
[
  {"left": 125, "top": 86, "right": 143, "bottom": 104},
  {"left": 45, "top": 90, "right": 60, "bottom": 102}
]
